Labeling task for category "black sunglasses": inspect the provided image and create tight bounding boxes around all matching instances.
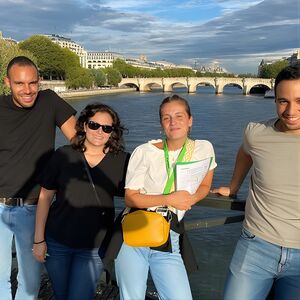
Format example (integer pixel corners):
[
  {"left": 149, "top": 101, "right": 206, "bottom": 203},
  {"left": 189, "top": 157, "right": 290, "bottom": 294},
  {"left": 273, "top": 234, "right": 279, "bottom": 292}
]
[{"left": 87, "top": 121, "right": 114, "bottom": 133}]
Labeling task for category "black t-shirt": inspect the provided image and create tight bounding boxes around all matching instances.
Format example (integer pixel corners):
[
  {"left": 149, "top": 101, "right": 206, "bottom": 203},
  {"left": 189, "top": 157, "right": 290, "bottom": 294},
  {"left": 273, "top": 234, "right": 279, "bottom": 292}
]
[
  {"left": 39, "top": 145, "right": 130, "bottom": 249},
  {"left": 0, "top": 89, "right": 76, "bottom": 198}
]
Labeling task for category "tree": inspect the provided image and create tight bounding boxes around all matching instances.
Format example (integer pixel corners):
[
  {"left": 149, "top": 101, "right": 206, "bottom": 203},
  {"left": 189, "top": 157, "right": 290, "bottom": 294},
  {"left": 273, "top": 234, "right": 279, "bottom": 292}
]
[
  {"left": 0, "top": 40, "right": 35, "bottom": 95},
  {"left": 259, "top": 60, "right": 289, "bottom": 78},
  {"left": 65, "top": 67, "right": 93, "bottom": 89},
  {"left": 104, "top": 67, "right": 122, "bottom": 86},
  {"left": 196, "top": 71, "right": 236, "bottom": 78},
  {"left": 113, "top": 59, "right": 143, "bottom": 77},
  {"left": 56, "top": 46, "right": 94, "bottom": 89},
  {"left": 61, "top": 47, "right": 81, "bottom": 72},
  {"left": 89, "top": 69, "right": 106, "bottom": 86},
  {"left": 19, "top": 35, "right": 65, "bottom": 79},
  {"left": 162, "top": 68, "right": 195, "bottom": 77},
  {"left": 237, "top": 73, "right": 257, "bottom": 78},
  {"left": 113, "top": 58, "right": 128, "bottom": 76},
  {"left": 60, "top": 47, "right": 93, "bottom": 89}
]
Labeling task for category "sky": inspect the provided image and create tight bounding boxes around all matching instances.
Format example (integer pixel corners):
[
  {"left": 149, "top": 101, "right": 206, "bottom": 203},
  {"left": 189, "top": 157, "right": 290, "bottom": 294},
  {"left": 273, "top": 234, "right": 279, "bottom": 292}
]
[{"left": 0, "top": 0, "right": 299, "bottom": 74}]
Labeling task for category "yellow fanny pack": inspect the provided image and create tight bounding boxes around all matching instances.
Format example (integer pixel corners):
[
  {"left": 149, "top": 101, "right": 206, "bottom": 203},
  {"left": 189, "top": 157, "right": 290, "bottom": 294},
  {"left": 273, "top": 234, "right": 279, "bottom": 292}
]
[{"left": 122, "top": 209, "right": 171, "bottom": 247}]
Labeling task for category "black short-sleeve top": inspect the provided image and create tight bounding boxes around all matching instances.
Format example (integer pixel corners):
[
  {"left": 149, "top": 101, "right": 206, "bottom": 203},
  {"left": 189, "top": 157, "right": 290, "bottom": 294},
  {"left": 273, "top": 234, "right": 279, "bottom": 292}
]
[
  {"left": 0, "top": 89, "right": 76, "bottom": 198},
  {"left": 39, "top": 145, "right": 130, "bottom": 249}
]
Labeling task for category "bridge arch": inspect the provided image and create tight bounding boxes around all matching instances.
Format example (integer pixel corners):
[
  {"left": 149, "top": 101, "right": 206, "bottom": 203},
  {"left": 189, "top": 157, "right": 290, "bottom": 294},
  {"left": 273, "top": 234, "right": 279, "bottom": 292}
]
[
  {"left": 143, "top": 82, "right": 163, "bottom": 92},
  {"left": 164, "top": 81, "right": 188, "bottom": 93},
  {"left": 248, "top": 84, "right": 270, "bottom": 94},
  {"left": 247, "top": 83, "right": 272, "bottom": 95},
  {"left": 163, "top": 78, "right": 188, "bottom": 92},
  {"left": 195, "top": 82, "right": 216, "bottom": 93},
  {"left": 243, "top": 78, "right": 273, "bottom": 95},
  {"left": 222, "top": 83, "right": 243, "bottom": 94},
  {"left": 119, "top": 82, "right": 139, "bottom": 91},
  {"left": 215, "top": 78, "right": 244, "bottom": 94},
  {"left": 187, "top": 78, "right": 216, "bottom": 93}
]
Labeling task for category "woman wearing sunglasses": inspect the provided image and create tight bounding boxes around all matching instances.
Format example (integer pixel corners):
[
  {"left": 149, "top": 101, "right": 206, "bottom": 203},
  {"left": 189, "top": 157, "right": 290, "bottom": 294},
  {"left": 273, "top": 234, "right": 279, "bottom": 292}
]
[
  {"left": 115, "top": 95, "right": 217, "bottom": 299},
  {"left": 32, "top": 103, "right": 130, "bottom": 300}
]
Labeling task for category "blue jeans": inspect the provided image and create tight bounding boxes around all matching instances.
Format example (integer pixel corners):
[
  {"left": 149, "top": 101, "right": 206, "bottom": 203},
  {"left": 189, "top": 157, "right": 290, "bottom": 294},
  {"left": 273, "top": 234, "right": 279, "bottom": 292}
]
[
  {"left": 45, "top": 237, "right": 104, "bottom": 300},
  {"left": 0, "top": 204, "right": 42, "bottom": 300},
  {"left": 223, "top": 227, "right": 300, "bottom": 300},
  {"left": 115, "top": 230, "right": 193, "bottom": 300}
]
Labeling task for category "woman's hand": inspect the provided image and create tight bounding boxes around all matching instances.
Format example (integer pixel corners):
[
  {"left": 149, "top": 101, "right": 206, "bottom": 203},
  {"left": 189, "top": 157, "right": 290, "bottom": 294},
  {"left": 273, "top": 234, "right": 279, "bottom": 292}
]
[
  {"left": 167, "top": 190, "right": 193, "bottom": 210},
  {"left": 32, "top": 242, "right": 48, "bottom": 263}
]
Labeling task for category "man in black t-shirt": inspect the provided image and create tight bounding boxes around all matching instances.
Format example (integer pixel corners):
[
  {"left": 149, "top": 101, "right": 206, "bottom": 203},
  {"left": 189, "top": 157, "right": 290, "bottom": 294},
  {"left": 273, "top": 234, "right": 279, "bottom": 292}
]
[{"left": 0, "top": 56, "right": 76, "bottom": 300}]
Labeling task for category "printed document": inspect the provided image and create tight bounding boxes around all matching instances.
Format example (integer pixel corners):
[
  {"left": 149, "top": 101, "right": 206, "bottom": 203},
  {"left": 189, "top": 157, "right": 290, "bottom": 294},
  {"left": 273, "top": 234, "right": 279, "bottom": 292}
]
[{"left": 175, "top": 157, "right": 212, "bottom": 221}]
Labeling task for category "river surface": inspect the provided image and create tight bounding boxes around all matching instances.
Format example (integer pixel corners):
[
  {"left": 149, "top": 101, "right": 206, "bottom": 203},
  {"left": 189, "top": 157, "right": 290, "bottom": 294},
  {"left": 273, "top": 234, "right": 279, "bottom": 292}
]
[{"left": 56, "top": 86, "right": 275, "bottom": 299}]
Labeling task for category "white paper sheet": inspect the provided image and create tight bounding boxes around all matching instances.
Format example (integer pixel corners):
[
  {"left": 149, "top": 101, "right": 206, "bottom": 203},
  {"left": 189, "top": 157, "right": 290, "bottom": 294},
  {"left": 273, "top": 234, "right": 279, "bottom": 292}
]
[{"left": 175, "top": 157, "right": 212, "bottom": 221}]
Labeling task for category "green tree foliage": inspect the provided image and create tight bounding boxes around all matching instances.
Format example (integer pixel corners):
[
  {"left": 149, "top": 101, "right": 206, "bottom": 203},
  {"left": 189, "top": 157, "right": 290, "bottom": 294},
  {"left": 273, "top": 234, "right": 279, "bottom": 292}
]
[
  {"left": 196, "top": 71, "right": 236, "bottom": 77},
  {"left": 19, "top": 35, "right": 65, "bottom": 79},
  {"left": 89, "top": 68, "right": 106, "bottom": 86},
  {"left": 163, "top": 68, "right": 195, "bottom": 77},
  {"left": 113, "top": 58, "right": 196, "bottom": 78},
  {"left": 104, "top": 67, "right": 122, "bottom": 86},
  {"left": 236, "top": 73, "right": 257, "bottom": 78},
  {"left": 113, "top": 59, "right": 144, "bottom": 77},
  {"left": 259, "top": 60, "right": 289, "bottom": 78},
  {"left": 61, "top": 47, "right": 81, "bottom": 71},
  {"left": 65, "top": 67, "right": 93, "bottom": 89},
  {"left": 60, "top": 48, "right": 93, "bottom": 89},
  {"left": 0, "top": 40, "right": 35, "bottom": 95}
]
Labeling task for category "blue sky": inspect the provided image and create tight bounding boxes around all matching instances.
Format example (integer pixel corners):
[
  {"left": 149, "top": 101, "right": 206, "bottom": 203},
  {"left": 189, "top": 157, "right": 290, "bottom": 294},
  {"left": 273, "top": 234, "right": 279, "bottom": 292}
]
[{"left": 0, "top": 0, "right": 299, "bottom": 73}]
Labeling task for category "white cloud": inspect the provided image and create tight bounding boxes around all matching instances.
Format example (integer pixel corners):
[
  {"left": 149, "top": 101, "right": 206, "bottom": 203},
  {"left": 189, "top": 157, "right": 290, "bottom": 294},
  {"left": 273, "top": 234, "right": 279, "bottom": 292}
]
[
  {"left": 216, "top": 0, "right": 264, "bottom": 13},
  {"left": 100, "top": 0, "right": 161, "bottom": 10},
  {"left": 0, "top": 0, "right": 298, "bottom": 73}
]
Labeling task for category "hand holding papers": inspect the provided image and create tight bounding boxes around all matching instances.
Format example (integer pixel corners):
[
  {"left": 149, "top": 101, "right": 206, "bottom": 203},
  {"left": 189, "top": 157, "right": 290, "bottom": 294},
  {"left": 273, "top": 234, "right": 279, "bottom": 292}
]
[{"left": 175, "top": 157, "right": 212, "bottom": 221}]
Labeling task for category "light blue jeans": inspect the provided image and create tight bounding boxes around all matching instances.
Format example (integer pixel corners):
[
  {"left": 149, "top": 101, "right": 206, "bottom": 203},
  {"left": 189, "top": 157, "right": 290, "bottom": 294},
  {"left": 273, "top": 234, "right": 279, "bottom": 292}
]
[
  {"left": 0, "top": 204, "right": 42, "bottom": 300},
  {"left": 45, "top": 237, "right": 104, "bottom": 300},
  {"left": 115, "top": 230, "right": 193, "bottom": 300},
  {"left": 223, "top": 227, "right": 300, "bottom": 300}
]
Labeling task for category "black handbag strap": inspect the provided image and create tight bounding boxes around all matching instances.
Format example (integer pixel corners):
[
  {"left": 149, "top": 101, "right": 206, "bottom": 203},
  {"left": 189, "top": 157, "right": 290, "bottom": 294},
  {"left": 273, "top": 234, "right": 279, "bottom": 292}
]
[{"left": 81, "top": 153, "right": 102, "bottom": 206}]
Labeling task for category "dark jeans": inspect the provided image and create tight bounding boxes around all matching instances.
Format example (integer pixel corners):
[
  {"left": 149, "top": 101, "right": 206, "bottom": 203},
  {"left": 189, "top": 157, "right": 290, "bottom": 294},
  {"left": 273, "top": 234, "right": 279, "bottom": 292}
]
[{"left": 45, "top": 237, "right": 103, "bottom": 300}]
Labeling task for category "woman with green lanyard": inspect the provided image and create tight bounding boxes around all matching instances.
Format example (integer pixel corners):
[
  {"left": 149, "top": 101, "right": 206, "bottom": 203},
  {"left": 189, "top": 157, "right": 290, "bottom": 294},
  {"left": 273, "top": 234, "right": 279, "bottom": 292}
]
[{"left": 115, "top": 94, "right": 217, "bottom": 299}]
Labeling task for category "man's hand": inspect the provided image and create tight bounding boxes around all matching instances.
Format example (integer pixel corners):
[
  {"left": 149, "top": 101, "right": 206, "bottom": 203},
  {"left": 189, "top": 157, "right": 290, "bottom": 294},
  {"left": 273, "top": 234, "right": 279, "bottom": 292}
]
[{"left": 211, "top": 186, "right": 234, "bottom": 197}]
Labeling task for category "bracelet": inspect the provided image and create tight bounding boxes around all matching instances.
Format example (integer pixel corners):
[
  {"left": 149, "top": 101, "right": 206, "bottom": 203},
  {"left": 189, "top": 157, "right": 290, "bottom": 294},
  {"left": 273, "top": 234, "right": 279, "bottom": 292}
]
[{"left": 33, "top": 240, "right": 45, "bottom": 245}]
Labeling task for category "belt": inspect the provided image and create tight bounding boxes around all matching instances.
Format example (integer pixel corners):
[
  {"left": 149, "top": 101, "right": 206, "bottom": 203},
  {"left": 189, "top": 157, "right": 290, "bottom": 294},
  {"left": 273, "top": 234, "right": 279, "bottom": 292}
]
[{"left": 0, "top": 197, "right": 38, "bottom": 206}]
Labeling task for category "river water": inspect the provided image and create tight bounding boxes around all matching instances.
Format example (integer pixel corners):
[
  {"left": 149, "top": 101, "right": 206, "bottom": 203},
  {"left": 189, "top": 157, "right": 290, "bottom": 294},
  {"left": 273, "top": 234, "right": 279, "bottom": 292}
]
[{"left": 56, "top": 86, "right": 275, "bottom": 299}]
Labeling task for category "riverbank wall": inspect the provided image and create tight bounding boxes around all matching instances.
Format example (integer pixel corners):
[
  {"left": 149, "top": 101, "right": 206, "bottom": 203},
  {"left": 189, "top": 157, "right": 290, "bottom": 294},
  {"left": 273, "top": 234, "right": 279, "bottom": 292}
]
[{"left": 58, "top": 87, "right": 136, "bottom": 99}]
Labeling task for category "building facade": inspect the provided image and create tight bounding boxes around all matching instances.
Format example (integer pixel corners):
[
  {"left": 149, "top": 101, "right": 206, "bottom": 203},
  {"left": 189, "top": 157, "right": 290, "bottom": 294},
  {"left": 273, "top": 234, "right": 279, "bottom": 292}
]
[
  {"left": 43, "top": 34, "right": 87, "bottom": 68},
  {"left": 87, "top": 51, "right": 123, "bottom": 69},
  {"left": 0, "top": 31, "right": 17, "bottom": 44},
  {"left": 288, "top": 49, "right": 300, "bottom": 65}
]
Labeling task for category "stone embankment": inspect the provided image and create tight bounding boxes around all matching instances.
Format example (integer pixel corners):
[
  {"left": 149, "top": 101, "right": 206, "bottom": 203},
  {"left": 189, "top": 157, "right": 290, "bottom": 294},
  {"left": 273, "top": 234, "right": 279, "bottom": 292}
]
[{"left": 58, "top": 87, "right": 136, "bottom": 99}]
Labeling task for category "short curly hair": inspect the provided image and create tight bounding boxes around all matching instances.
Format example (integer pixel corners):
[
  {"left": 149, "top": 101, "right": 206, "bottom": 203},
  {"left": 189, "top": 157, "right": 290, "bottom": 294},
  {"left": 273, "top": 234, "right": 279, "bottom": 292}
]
[{"left": 71, "top": 103, "right": 125, "bottom": 154}]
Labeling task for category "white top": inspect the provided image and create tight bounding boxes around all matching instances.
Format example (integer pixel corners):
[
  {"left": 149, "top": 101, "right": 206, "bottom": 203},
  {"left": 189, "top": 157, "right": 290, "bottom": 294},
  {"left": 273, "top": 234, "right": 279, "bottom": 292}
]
[{"left": 125, "top": 139, "right": 217, "bottom": 196}]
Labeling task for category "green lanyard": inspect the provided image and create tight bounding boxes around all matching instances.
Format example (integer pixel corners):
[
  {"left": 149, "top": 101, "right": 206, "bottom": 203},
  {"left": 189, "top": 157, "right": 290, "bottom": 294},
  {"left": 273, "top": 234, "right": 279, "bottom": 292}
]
[{"left": 163, "top": 139, "right": 187, "bottom": 195}]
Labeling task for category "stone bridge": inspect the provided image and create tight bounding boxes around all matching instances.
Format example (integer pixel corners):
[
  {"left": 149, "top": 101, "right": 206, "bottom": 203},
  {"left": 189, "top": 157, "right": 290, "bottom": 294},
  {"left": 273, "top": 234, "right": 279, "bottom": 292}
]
[{"left": 119, "top": 77, "right": 274, "bottom": 95}]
